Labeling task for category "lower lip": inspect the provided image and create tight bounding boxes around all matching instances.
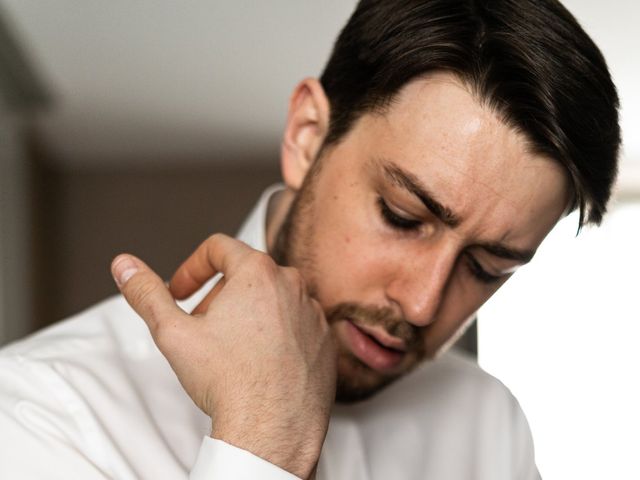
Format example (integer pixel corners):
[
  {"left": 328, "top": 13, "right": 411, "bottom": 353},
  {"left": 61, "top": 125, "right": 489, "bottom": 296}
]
[{"left": 344, "top": 320, "right": 405, "bottom": 372}]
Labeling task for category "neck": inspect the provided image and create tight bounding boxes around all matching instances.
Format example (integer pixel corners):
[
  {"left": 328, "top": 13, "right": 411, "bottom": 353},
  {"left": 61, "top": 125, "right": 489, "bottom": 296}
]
[{"left": 265, "top": 187, "right": 296, "bottom": 255}]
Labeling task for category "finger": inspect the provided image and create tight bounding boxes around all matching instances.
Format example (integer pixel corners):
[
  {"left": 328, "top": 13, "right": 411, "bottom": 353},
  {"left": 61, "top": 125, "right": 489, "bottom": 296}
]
[
  {"left": 169, "top": 233, "right": 253, "bottom": 299},
  {"left": 111, "top": 254, "right": 191, "bottom": 337},
  {"left": 191, "top": 277, "right": 226, "bottom": 315}
]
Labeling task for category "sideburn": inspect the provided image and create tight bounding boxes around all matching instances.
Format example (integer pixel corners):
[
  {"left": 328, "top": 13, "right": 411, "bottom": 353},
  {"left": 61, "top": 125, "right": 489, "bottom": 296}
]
[{"left": 271, "top": 156, "right": 325, "bottom": 271}]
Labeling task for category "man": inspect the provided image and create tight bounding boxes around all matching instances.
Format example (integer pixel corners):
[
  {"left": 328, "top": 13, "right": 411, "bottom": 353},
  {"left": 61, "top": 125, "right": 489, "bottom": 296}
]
[{"left": 0, "top": 0, "right": 620, "bottom": 479}]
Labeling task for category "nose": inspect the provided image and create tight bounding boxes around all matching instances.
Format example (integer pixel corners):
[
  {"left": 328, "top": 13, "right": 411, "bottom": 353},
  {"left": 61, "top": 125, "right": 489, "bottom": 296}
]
[{"left": 385, "top": 241, "right": 458, "bottom": 327}]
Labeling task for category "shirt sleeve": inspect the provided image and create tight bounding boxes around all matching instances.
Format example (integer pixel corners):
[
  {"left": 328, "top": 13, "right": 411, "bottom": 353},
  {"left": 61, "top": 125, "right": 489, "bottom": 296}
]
[{"left": 190, "top": 437, "right": 302, "bottom": 480}]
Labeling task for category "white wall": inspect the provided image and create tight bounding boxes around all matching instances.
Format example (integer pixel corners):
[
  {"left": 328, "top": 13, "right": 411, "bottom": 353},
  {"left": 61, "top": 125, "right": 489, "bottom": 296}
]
[{"left": 478, "top": 203, "right": 640, "bottom": 479}]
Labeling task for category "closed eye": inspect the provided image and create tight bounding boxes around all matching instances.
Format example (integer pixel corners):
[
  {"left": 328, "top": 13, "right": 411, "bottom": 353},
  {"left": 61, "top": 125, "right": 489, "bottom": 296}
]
[
  {"left": 465, "top": 253, "right": 502, "bottom": 284},
  {"left": 377, "top": 197, "right": 422, "bottom": 231}
]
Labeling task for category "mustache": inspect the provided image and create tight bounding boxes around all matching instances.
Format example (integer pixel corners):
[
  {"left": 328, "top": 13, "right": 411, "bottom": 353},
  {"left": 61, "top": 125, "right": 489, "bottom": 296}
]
[{"left": 326, "top": 302, "right": 421, "bottom": 349}]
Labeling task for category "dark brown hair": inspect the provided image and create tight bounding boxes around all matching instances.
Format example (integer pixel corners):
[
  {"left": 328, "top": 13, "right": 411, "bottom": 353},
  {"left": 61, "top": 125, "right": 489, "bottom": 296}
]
[{"left": 320, "top": 0, "right": 621, "bottom": 227}]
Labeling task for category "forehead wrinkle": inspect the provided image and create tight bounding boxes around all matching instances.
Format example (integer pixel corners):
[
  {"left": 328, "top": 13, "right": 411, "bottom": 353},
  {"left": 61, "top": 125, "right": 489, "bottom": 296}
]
[
  {"left": 382, "top": 80, "right": 527, "bottom": 220},
  {"left": 369, "top": 157, "right": 538, "bottom": 263},
  {"left": 358, "top": 74, "right": 567, "bottom": 254}
]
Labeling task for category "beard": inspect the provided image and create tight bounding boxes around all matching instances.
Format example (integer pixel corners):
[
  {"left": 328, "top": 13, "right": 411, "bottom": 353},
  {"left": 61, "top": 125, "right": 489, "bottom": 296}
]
[
  {"left": 326, "top": 302, "right": 427, "bottom": 403},
  {"left": 270, "top": 166, "right": 429, "bottom": 403}
]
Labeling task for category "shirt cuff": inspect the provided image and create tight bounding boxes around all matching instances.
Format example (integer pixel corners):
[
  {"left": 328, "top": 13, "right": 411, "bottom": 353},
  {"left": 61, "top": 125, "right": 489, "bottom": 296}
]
[{"left": 189, "top": 436, "right": 302, "bottom": 480}]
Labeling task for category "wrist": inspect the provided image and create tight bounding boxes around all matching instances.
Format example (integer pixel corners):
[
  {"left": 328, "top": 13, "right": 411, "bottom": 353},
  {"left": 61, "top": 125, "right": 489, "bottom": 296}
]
[{"left": 212, "top": 420, "right": 324, "bottom": 479}]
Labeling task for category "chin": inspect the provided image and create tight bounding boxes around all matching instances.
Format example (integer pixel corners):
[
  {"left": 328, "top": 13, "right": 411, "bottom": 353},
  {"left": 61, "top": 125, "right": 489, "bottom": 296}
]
[{"left": 334, "top": 353, "right": 409, "bottom": 404}]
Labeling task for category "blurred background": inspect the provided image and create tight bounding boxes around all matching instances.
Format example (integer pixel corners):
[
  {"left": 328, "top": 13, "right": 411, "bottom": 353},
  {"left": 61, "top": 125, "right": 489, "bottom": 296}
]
[
  {"left": 0, "top": 1, "right": 638, "bottom": 478},
  {"left": 0, "top": 0, "right": 357, "bottom": 334}
]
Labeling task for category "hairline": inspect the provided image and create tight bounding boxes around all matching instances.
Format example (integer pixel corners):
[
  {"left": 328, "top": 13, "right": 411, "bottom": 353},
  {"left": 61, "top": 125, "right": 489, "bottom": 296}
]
[{"left": 317, "top": 69, "right": 576, "bottom": 214}]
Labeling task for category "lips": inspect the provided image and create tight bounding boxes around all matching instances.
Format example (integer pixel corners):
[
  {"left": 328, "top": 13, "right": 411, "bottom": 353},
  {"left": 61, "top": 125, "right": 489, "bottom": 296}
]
[
  {"left": 343, "top": 320, "right": 405, "bottom": 372},
  {"left": 356, "top": 323, "right": 407, "bottom": 352}
]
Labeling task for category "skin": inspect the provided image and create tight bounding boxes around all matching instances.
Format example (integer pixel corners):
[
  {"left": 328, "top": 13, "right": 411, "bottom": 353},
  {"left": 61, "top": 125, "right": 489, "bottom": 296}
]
[
  {"left": 269, "top": 72, "right": 570, "bottom": 400},
  {"left": 111, "top": 72, "right": 570, "bottom": 478}
]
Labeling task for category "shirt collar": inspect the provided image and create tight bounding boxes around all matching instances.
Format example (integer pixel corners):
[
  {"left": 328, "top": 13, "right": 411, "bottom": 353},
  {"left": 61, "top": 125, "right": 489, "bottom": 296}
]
[{"left": 235, "top": 183, "right": 284, "bottom": 253}]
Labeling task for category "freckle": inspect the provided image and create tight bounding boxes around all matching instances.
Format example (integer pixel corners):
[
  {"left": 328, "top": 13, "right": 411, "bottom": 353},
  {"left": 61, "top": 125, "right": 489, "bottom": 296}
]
[
  {"left": 333, "top": 195, "right": 338, "bottom": 200},
  {"left": 248, "top": 283, "right": 252, "bottom": 288},
  {"left": 344, "top": 236, "right": 351, "bottom": 243}
]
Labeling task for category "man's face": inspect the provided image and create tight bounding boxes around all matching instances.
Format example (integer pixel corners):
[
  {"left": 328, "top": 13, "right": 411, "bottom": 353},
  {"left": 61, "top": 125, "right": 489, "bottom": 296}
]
[{"left": 273, "top": 73, "right": 569, "bottom": 402}]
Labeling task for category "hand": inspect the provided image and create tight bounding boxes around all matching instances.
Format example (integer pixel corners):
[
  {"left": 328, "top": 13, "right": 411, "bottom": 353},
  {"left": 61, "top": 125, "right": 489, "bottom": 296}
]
[{"left": 111, "top": 234, "right": 336, "bottom": 479}]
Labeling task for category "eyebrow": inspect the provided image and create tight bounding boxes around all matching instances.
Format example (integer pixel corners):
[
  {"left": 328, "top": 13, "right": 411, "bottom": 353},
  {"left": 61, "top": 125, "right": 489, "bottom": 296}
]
[
  {"left": 381, "top": 161, "right": 461, "bottom": 228},
  {"left": 378, "top": 158, "right": 537, "bottom": 264}
]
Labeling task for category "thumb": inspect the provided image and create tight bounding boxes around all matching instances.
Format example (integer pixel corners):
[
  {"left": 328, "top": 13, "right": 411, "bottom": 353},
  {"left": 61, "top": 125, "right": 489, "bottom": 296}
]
[{"left": 111, "top": 254, "right": 188, "bottom": 336}]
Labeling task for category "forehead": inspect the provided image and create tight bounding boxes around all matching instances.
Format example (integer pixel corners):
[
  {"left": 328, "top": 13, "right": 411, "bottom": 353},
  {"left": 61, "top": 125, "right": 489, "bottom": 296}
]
[{"left": 346, "top": 72, "right": 570, "bottom": 246}]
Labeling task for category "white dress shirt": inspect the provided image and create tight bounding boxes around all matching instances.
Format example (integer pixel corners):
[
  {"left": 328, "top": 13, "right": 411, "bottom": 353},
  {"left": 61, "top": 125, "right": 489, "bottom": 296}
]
[{"left": 0, "top": 185, "right": 540, "bottom": 479}]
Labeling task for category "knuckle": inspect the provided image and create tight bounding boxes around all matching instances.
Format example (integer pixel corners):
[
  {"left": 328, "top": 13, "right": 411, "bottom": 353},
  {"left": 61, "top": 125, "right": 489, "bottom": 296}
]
[
  {"left": 152, "top": 321, "right": 169, "bottom": 347},
  {"left": 204, "top": 232, "right": 227, "bottom": 251},
  {"left": 281, "top": 267, "right": 309, "bottom": 300},
  {"left": 207, "top": 232, "right": 226, "bottom": 244},
  {"left": 282, "top": 266, "right": 303, "bottom": 283},
  {"left": 311, "top": 300, "right": 329, "bottom": 326},
  {"left": 310, "top": 297, "right": 323, "bottom": 312},
  {"left": 153, "top": 321, "right": 183, "bottom": 352},
  {"left": 205, "top": 232, "right": 225, "bottom": 251},
  {"left": 251, "top": 251, "right": 277, "bottom": 274}
]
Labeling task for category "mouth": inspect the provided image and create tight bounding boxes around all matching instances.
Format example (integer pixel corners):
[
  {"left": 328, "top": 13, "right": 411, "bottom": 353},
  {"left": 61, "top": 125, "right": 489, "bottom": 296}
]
[{"left": 343, "top": 320, "right": 406, "bottom": 372}]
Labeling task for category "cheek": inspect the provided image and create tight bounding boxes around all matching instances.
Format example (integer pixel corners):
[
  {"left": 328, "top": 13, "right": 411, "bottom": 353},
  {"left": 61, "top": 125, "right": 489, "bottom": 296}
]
[
  {"left": 315, "top": 231, "right": 389, "bottom": 305},
  {"left": 310, "top": 196, "right": 392, "bottom": 305}
]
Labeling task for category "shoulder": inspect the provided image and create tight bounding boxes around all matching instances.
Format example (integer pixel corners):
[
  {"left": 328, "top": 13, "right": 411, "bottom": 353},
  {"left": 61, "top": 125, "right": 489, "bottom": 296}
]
[
  {"left": 374, "top": 347, "right": 520, "bottom": 410},
  {"left": 421, "top": 347, "right": 518, "bottom": 402},
  {"left": 327, "top": 349, "right": 538, "bottom": 477},
  {"left": 0, "top": 294, "right": 150, "bottom": 363},
  {"left": 0, "top": 294, "right": 153, "bottom": 428},
  {"left": 339, "top": 347, "right": 532, "bottom": 439},
  {"left": 0, "top": 295, "right": 161, "bottom": 474}
]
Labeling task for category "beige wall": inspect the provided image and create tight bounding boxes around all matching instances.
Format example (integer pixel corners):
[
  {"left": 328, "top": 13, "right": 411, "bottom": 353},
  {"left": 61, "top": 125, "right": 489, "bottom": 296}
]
[
  {"left": 33, "top": 164, "right": 280, "bottom": 328},
  {"left": 0, "top": 109, "right": 33, "bottom": 344}
]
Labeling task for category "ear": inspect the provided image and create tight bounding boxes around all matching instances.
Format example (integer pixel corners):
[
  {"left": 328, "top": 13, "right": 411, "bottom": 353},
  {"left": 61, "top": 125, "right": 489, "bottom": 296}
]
[{"left": 280, "top": 78, "right": 330, "bottom": 191}]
